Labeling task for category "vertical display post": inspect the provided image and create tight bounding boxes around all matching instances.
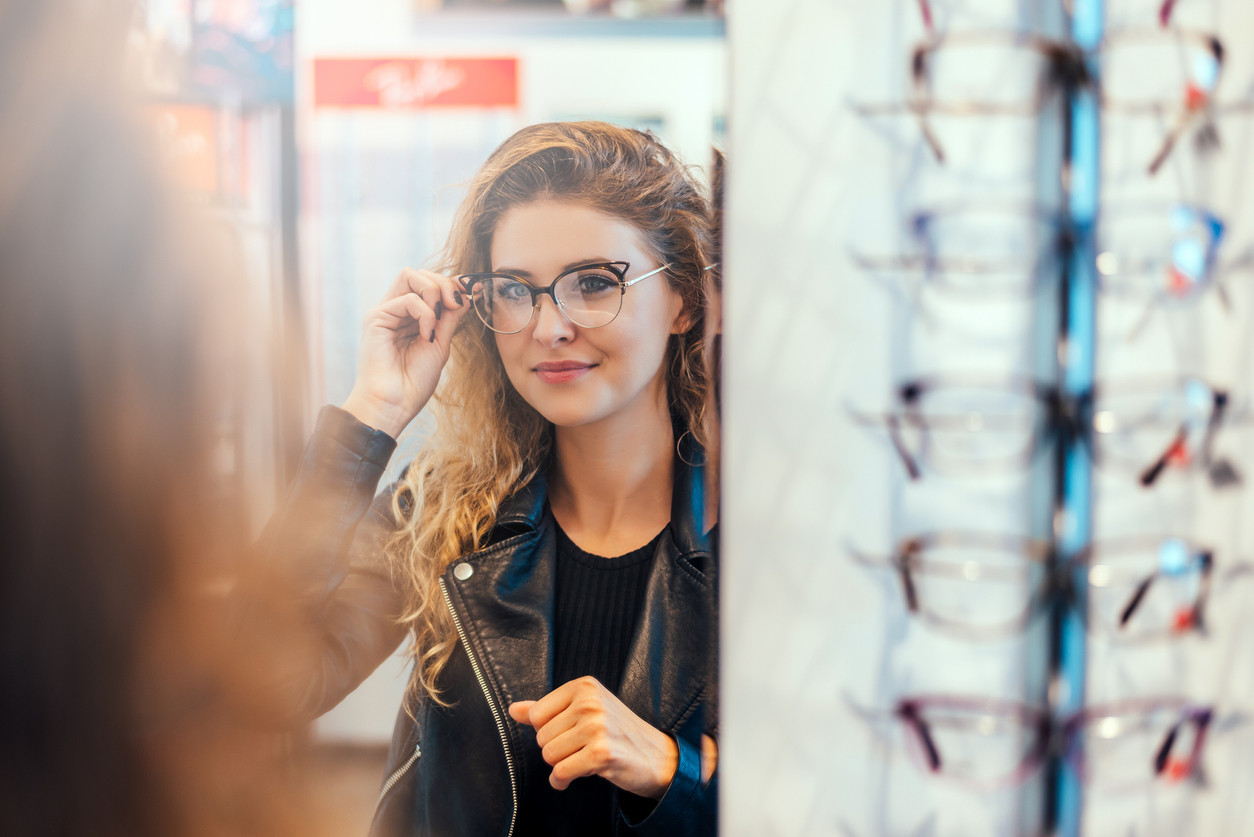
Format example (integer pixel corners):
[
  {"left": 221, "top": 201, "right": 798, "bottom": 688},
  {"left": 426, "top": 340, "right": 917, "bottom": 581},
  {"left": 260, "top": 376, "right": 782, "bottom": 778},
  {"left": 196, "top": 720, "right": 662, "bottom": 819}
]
[{"left": 1053, "top": 1, "right": 1102, "bottom": 836}]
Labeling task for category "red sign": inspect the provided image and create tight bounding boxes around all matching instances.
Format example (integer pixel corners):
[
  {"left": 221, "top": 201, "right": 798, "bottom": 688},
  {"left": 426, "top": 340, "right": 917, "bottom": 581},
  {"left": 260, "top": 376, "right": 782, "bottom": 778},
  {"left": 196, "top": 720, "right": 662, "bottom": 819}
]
[{"left": 314, "top": 57, "right": 518, "bottom": 109}]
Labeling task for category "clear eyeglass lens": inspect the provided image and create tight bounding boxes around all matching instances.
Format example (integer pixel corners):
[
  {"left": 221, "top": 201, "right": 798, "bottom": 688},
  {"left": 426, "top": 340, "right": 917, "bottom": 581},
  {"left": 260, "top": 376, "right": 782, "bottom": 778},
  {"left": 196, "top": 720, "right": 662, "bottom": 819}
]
[
  {"left": 1096, "top": 207, "right": 1223, "bottom": 299},
  {"left": 908, "top": 704, "right": 1039, "bottom": 786},
  {"left": 554, "top": 268, "right": 623, "bottom": 328},
  {"left": 1091, "top": 381, "right": 1215, "bottom": 475},
  {"left": 1086, "top": 541, "right": 1203, "bottom": 640},
  {"left": 911, "top": 543, "right": 1046, "bottom": 636},
  {"left": 922, "top": 41, "right": 1057, "bottom": 111},
  {"left": 1083, "top": 706, "right": 1198, "bottom": 790},
  {"left": 912, "top": 211, "right": 1054, "bottom": 297},
  {"left": 899, "top": 386, "right": 1041, "bottom": 476},
  {"left": 465, "top": 276, "right": 529, "bottom": 334},
  {"left": 1104, "top": 34, "right": 1220, "bottom": 105}
]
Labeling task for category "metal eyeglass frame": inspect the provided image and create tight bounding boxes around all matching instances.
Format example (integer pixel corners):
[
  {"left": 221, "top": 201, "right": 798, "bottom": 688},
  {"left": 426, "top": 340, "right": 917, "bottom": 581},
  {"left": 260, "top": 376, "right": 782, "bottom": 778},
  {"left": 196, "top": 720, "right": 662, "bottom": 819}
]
[
  {"left": 917, "top": 0, "right": 1186, "bottom": 34},
  {"left": 871, "top": 693, "right": 1217, "bottom": 793},
  {"left": 847, "top": 532, "right": 1253, "bottom": 641},
  {"left": 456, "top": 261, "right": 670, "bottom": 335},
  {"left": 849, "top": 375, "right": 1241, "bottom": 489},
  {"left": 852, "top": 24, "right": 1231, "bottom": 178}
]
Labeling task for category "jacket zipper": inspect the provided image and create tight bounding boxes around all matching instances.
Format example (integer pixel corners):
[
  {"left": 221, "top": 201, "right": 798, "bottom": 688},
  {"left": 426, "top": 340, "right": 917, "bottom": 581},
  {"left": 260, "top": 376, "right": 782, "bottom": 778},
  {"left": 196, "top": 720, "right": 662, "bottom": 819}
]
[
  {"left": 371, "top": 741, "right": 421, "bottom": 823},
  {"left": 440, "top": 577, "right": 519, "bottom": 837}
]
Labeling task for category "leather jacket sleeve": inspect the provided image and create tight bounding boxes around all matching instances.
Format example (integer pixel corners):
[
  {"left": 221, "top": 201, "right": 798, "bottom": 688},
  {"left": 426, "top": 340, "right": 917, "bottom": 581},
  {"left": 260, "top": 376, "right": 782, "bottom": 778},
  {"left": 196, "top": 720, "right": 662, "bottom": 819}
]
[
  {"left": 615, "top": 732, "right": 717, "bottom": 836},
  {"left": 249, "top": 405, "right": 409, "bottom": 723}
]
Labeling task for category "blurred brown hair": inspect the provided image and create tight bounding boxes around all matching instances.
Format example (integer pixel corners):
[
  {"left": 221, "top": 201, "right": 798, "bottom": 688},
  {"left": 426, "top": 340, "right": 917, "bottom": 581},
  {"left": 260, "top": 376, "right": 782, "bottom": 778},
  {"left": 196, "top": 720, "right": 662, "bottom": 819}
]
[{"left": 0, "top": 3, "right": 310, "bottom": 836}]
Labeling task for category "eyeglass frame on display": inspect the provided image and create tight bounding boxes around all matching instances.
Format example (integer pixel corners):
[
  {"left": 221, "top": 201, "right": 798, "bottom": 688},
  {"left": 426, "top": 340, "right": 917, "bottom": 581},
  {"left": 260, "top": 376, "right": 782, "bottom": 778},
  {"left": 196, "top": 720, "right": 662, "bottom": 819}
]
[
  {"left": 914, "top": 0, "right": 1185, "bottom": 35},
  {"left": 852, "top": 202, "right": 1251, "bottom": 299},
  {"left": 457, "top": 261, "right": 670, "bottom": 335},
  {"left": 852, "top": 23, "right": 1240, "bottom": 177},
  {"left": 848, "top": 531, "right": 1254, "bottom": 641},
  {"left": 848, "top": 375, "right": 1242, "bottom": 488},
  {"left": 847, "top": 692, "right": 1223, "bottom": 793}
]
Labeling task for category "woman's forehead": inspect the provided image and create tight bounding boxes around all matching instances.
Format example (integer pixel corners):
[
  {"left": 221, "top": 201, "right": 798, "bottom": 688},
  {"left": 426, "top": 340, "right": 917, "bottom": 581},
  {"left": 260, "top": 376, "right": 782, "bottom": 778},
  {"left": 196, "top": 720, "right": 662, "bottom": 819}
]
[{"left": 489, "top": 200, "right": 652, "bottom": 273}]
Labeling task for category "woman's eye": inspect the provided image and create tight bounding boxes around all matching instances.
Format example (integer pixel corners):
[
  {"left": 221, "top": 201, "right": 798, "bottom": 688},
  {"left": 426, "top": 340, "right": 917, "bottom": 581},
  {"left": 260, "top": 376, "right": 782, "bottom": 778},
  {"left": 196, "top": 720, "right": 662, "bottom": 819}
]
[
  {"left": 575, "top": 272, "right": 618, "bottom": 294},
  {"left": 497, "top": 279, "right": 532, "bottom": 301}
]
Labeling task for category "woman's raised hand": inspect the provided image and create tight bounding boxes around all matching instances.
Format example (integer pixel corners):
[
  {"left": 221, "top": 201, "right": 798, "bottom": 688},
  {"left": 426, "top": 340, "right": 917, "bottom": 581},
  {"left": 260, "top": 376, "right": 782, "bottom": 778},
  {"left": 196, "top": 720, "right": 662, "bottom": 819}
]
[{"left": 341, "top": 268, "right": 470, "bottom": 438}]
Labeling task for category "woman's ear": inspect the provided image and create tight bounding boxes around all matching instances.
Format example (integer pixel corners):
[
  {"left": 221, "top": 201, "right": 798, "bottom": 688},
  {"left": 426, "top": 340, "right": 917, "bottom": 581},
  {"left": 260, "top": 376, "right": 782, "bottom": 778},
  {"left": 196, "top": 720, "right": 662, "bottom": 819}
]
[{"left": 670, "top": 293, "right": 697, "bottom": 335}]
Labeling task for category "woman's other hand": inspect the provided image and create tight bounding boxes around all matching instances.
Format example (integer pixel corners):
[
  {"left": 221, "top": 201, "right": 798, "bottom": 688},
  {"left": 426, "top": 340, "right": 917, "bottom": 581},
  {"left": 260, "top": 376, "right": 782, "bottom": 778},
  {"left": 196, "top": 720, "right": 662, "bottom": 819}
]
[
  {"left": 341, "top": 268, "right": 469, "bottom": 438},
  {"left": 509, "top": 676, "right": 714, "bottom": 800}
]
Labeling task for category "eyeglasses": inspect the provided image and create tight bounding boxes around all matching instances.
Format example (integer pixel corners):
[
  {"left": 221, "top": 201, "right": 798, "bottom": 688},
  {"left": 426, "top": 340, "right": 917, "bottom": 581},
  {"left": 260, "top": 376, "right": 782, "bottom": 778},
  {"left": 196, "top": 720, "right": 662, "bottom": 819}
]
[
  {"left": 851, "top": 204, "right": 1063, "bottom": 298},
  {"left": 915, "top": 0, "right": 1185, "bottom": 35},
  {"left": 1100, "top": 28, "right": 1226, "bottom": 176},
  {"left": 850, "top": 693, "right": 1220, "bottom": 793},
  {"left": 456, "top": 261, "right": 669, "bottom": 335},
  {"left": 851, "top": 376, "right": 1243, "bottom": 488},
  {"left": 853, "top": 27, "right": 1230, "bottom": 177},
  {"left": 853, "top": 202, "right": 1249, "bottom": 301},
  {"left": 849, "top": 532, "right": 1253, "bottom": 641}
]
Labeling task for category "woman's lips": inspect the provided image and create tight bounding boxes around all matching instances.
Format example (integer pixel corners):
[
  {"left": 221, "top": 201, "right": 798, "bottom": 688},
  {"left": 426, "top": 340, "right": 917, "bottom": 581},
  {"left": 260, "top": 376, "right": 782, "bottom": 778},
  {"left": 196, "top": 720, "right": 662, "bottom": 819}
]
[{"left": 533, "top": 360, "right": 595, "bottom": 384}]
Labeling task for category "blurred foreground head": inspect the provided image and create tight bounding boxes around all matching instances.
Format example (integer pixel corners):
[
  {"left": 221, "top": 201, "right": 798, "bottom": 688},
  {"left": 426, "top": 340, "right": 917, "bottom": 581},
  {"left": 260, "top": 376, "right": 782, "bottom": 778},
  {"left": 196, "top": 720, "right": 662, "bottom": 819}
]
[{"left": 0, "top": 3, "right": 308, "bottom": 836}]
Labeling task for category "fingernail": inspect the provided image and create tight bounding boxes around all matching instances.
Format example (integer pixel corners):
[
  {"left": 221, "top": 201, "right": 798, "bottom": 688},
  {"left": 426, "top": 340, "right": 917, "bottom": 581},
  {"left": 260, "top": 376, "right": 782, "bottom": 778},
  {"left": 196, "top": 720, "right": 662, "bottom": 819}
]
[
  {"left": 429, "top": 329, "right": 436, "bottom": 343},
  {"left": 454, "top": 291, "right": 463, "bottom": 306},
  {"left": 435, "top": 301, "right": 444, "bottom": 320}
]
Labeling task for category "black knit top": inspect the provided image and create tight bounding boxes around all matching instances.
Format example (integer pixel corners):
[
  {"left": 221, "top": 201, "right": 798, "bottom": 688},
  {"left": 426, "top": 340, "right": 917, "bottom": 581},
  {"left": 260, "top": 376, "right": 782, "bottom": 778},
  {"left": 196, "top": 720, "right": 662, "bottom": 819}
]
[{"left": 514, "top": 518, "right": 665, "bottom": 837}]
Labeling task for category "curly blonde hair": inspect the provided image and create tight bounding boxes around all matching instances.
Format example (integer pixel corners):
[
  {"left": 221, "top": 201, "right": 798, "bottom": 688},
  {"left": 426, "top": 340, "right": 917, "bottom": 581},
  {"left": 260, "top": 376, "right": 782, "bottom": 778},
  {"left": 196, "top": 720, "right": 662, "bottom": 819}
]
[{"left": 387, "top": 121, "right": 719, "bottom": 705}]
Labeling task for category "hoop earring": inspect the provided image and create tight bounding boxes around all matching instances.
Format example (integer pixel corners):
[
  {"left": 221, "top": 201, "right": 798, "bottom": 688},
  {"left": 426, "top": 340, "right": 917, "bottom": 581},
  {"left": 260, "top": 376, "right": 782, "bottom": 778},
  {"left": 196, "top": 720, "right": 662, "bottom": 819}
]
[{"left": 675, "top": 429, "right": 704, "bottom": 467}]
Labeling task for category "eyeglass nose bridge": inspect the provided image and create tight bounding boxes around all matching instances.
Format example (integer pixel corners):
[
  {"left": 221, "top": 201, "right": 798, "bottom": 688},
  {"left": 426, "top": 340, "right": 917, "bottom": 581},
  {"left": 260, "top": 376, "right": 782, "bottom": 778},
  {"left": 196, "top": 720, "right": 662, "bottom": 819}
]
[{"left": 527, "top": 283, "right": 579, "bottom": 329}]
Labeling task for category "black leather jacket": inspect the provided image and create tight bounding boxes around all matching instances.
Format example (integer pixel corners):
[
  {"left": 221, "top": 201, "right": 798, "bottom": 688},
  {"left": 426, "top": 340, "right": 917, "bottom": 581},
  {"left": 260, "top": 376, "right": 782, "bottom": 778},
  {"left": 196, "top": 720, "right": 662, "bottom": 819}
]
[{"left": 261, "top": 407, "right": 718, "bottom": 837}]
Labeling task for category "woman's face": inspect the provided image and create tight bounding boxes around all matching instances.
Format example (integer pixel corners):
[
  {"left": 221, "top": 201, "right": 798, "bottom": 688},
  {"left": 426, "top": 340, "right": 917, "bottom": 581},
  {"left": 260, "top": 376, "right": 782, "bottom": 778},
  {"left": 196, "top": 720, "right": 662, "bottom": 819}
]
[{"left": 489, "top": 200, "right": 686, "bottom": 430}]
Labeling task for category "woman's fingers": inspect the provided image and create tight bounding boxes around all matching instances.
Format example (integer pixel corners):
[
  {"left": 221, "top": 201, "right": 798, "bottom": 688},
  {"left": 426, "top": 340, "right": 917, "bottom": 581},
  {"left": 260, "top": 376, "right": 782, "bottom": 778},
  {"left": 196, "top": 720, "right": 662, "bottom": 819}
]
[
  {"left": 386, "top": 268, "right": 468, "bottom": 317},
  {"left": 369, "top": 292, "right": 436, "bottom": 341},
  {"left": 549, "top": 746, "right": 607, "bottom": 791},
  {"left": 533, "top": 704, "right": 582, "bottom": 750},
  {"left": 524, "top": 676, "right": 600, "bottom": 730},
  {"left": 507, "top": 701, "right": 536, "bottom": 724},
  {"left": 538, "top": 721, "right": 593, "bottom": 768}
]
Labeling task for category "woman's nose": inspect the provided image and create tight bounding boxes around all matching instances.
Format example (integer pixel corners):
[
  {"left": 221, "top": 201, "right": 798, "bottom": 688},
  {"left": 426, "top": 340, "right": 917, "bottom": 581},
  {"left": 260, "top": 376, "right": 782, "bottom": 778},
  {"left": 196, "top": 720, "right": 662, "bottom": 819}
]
[{"left": 531, "top": 294, "right": 576, "bottom": 345}]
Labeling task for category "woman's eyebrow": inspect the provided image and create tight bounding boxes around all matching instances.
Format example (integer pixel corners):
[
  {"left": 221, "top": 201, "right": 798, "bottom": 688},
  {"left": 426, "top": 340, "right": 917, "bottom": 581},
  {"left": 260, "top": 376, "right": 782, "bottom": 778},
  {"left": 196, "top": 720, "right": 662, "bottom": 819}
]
[{"left": 491, "top": 258, "right": 619, "bottom": 276}]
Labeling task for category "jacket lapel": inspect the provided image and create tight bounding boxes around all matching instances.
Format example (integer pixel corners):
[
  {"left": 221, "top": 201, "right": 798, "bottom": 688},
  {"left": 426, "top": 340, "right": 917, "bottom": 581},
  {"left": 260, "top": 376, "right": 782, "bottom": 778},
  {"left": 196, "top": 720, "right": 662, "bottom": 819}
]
[
  {"left": 440, "top": 472, "right": 554, "bottom": 788},
  {"left": 617, "top": 440, "right": 715, "bottom": 735}
]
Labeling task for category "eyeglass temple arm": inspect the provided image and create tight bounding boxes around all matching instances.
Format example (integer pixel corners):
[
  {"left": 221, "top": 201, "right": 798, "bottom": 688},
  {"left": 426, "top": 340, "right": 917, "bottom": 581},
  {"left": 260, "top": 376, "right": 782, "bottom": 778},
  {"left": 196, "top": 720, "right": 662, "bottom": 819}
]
[
  {"left": 1153, "top": 708, "right": 1213, "bottom": 781},
  {"left": 886, "top": 413, "right": 923, "bottom": 480},
  {"left": 915, "top": 0, "right": 934, "bottom": 35},
  {"left": 1118, "top": 550, "right": 1215, "bottom": 634},
  {"left": 622, "top": 263, "right": 671, "bottom": 288},
  {"left": 1139, "top": 424, "right": 1187, "bottom": 487},
  {"left": 1118, "top": 575, "right": 1156, "bottom": 629},
  {"left": 1146, "top": 38, "right": 1224, "bottom": 176},
  {"left": 1199, "top": 391, "right": 1228, "bottom": 466},
  {"left": 899, "top": 704, "right": 943, "bottom": 771},
  {"left": 1159, "top": 0, "right": 1179, "bottom": 27}
]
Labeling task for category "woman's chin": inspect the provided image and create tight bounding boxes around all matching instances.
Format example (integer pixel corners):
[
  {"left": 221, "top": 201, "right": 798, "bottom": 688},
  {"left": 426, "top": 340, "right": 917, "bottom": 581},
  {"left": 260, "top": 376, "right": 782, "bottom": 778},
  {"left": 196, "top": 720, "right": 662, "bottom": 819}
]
[{"left": 527, "top": 392, "right": 615, "bottom": 429}]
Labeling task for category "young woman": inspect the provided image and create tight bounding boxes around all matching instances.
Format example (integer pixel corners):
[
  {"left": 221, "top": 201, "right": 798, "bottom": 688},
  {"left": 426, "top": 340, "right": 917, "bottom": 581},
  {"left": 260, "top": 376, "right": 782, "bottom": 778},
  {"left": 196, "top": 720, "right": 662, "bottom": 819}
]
[{"left": 263, "top": 121, "right": 719, "bottom": 836}]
